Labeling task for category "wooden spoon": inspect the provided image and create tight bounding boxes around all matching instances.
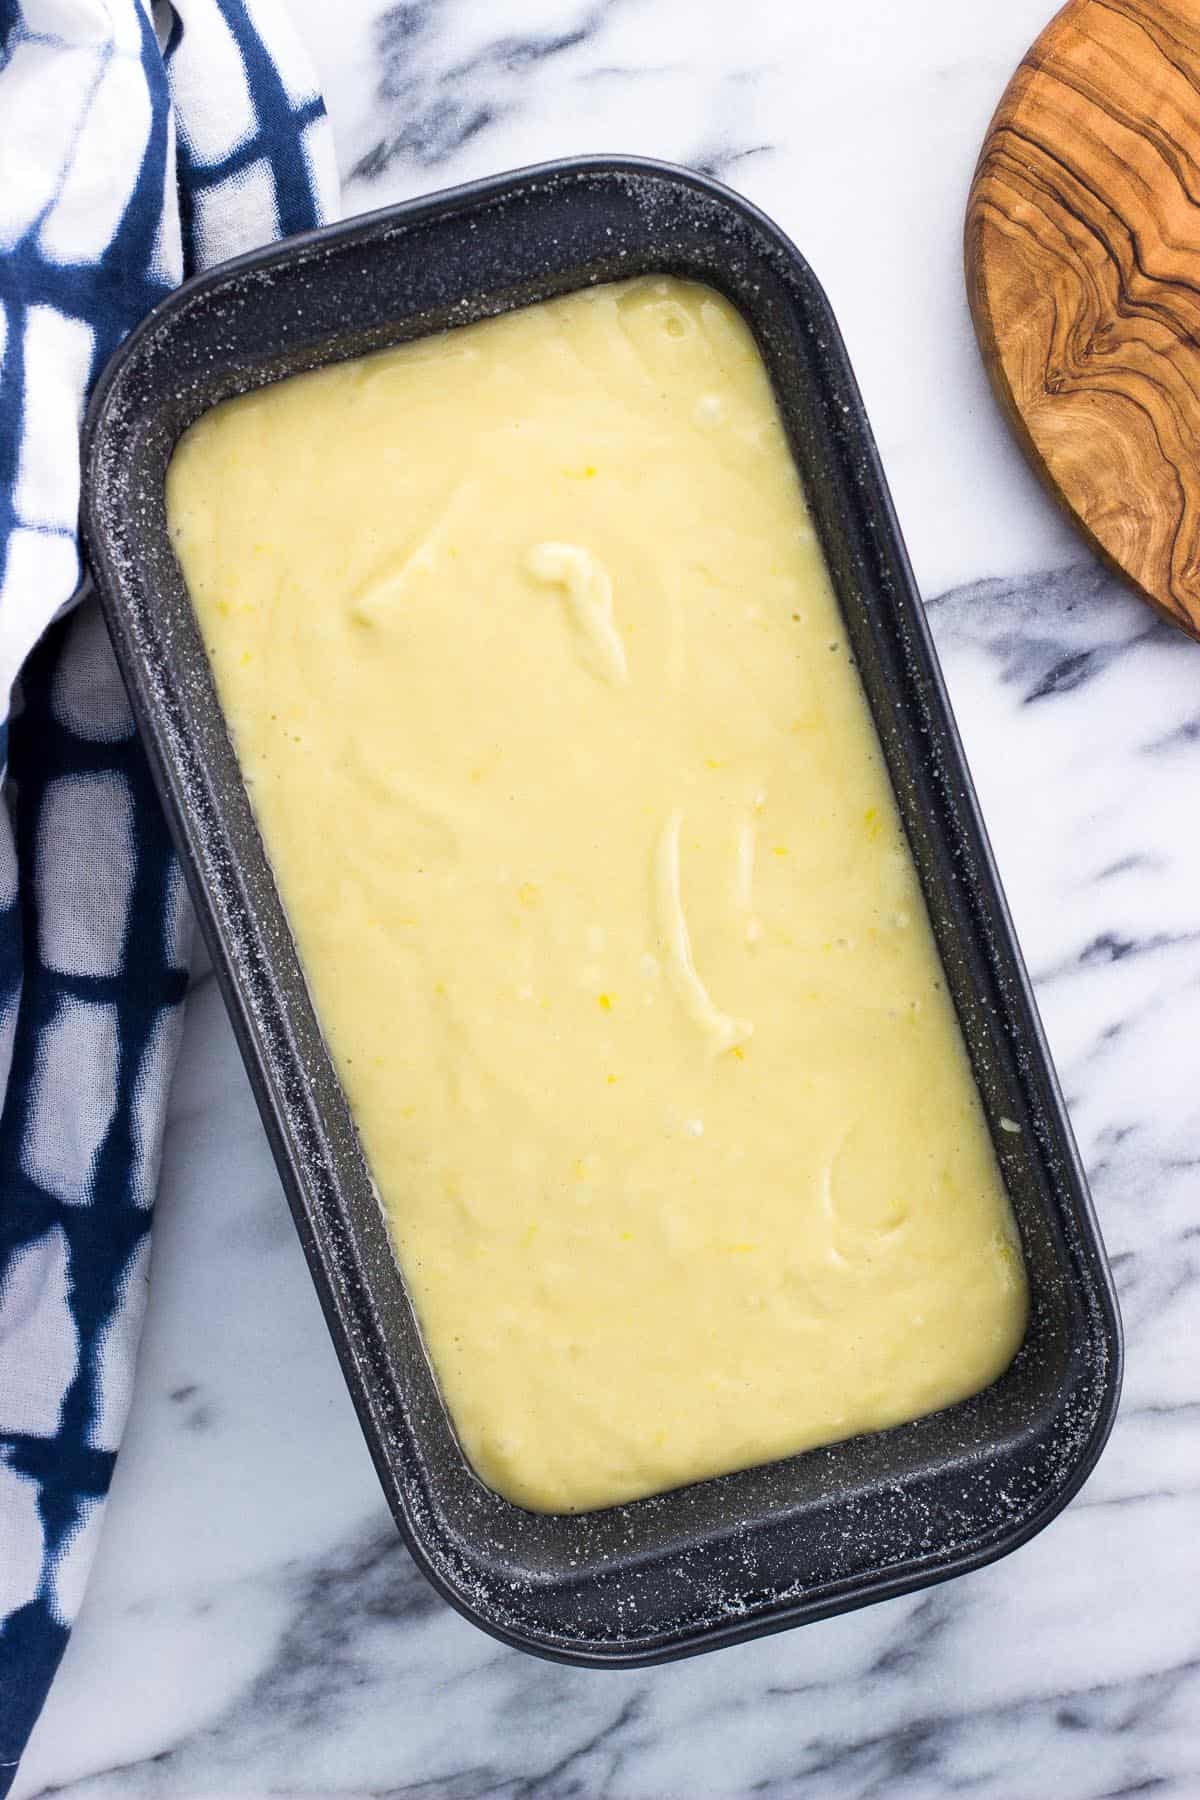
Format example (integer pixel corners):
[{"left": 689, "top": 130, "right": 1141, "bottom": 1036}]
[{"left": 966, "top": 0, "right": 1200, "bottom": 640}]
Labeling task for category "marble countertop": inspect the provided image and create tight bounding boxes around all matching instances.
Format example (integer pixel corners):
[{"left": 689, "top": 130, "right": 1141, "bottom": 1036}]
[{"left": 16, "top": 3, "right": 1200, "bottom": 1794}]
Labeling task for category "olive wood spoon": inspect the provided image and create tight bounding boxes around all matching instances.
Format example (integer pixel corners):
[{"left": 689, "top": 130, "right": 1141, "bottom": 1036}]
[{"left": 966, "top": 0, "right": 1200, "bottom": 640}]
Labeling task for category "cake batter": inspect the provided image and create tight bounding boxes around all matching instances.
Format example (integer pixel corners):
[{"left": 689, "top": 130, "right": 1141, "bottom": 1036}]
[{"left": 167, "top": 276, "right": 1028, "bottom": 1513}]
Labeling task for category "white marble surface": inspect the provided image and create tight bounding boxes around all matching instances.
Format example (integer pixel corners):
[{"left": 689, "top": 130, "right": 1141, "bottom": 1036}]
[{"left": 16, "top": 3, "right": 1200, "bottom": 1793}]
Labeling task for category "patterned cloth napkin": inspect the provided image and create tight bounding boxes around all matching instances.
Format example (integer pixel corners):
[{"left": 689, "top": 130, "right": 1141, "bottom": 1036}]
[{"left": 0, "top": 3, "right": 337, "bottom": 1785}]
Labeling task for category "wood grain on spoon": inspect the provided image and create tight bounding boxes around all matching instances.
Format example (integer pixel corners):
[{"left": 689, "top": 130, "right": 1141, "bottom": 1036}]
[{"left": 966, "top": 0, "right": 1200, "bottom": 639}]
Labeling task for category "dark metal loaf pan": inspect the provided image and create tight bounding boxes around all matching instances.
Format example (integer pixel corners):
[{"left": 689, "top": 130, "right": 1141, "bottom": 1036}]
[{"left": 81, "top": 156, "right": 1122, "bottom": 1666}]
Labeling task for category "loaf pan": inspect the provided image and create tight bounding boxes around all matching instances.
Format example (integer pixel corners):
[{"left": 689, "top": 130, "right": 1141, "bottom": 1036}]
[{"left": 80, "top": 156, "right": 1122, "bottom": 1666}]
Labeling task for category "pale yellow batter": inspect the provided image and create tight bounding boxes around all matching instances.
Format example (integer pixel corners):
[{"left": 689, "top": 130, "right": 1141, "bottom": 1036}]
[{"left": 167, "top": 276, "right": 1028, "bottom": 1513}]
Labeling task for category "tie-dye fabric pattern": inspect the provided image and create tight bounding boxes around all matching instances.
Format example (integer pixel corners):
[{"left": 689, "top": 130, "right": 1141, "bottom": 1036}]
[{"left": 0, "top": 4, "right": 336, "bottom": 1784}]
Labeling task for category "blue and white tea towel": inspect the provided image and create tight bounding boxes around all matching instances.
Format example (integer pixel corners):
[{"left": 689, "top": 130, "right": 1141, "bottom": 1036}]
[{"left": 0, "top": 3, "right": 337, "bottom": 1784}]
